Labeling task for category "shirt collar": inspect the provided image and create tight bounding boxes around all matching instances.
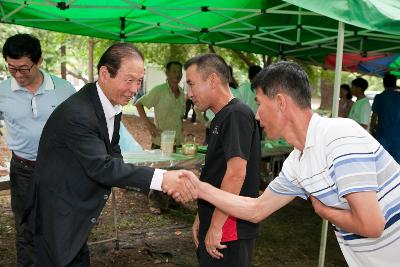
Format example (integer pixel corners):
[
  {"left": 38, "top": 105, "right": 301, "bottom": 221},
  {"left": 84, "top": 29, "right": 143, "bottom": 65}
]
[
  {"left": 303, "top": 113, "right": 321, "bottom": 149},
  {"left": 11, "top": 69, "right": 54, "bottom": 93},
  {"left": 96, "top": 82, "right": 122, "bottom": 120}
]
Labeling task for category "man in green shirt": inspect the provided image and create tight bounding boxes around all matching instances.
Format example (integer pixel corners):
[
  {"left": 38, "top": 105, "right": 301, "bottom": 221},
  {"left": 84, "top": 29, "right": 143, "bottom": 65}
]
[
  {"left": 236, "top": 65, "right": 262, "bottom": 114},
  {"left": 136, "top": 61, "right": 185, "bottom": 212},
  {"left": 136, "top": 61, "right": 185, "bottom": 148},
  {"left": 348, "top": 77, "right": 371, "bottom": 130}
]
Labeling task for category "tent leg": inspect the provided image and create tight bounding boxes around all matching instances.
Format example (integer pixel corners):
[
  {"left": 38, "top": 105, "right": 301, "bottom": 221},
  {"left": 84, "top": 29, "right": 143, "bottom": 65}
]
[
  {"left": 318, "top": 21, "right": 345, "bottom": 267},
  {"left": 331, "top": 21, "right": 345, "bottom": 118},
  {"left": 318, "top": 219, "right": 329, "bottom": 267}
]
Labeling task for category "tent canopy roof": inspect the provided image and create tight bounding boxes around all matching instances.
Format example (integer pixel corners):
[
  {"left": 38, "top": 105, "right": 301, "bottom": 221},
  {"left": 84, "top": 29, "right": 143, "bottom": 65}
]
[{"left": 1, "top": 0, "right": 400, "bottom": 64}]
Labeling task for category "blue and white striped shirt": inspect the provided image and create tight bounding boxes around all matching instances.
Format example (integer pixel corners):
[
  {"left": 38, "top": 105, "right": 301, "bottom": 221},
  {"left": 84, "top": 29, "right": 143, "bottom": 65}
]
[{"left": 269, "top": 113, "right": 400, "bottom": 266}]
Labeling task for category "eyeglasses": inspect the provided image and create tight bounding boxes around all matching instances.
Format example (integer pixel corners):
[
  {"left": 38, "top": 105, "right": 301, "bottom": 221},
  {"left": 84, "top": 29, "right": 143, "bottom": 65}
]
[{"left": 8, "top": 63, "right": 35, "bottom": 75}]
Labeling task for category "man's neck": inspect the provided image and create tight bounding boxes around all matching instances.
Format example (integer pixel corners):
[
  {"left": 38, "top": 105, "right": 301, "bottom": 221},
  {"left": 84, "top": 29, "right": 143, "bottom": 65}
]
[
  {"left": 168, "top": 81, "right": 180, "bottom": 97},
  {"left": 210, "top": 88, "right": 233, "bottom": 114},
  {"left": 283, "top": 108, "right": 313, "bottom": 152},
  {"left": 25, "top": 71, "right": 44, "bottom": 94}
]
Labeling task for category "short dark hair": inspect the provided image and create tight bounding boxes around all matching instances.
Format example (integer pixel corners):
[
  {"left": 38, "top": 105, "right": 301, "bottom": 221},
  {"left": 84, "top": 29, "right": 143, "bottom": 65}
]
[
  {"left": 383, "top": 73, "right": 397, "bottom": 88},
  {"left": 248, "top": 65, "right": 262, "bottom": 81},
  {"left": 97, "top": 43, "right": 144, "bottom": 78},
  {"left": 2, "top": 33, "right": 42, "bottom": 63},
  {"left": 252, "top": 61, "right": 311, "bottom": 109},
  {"left": 340, "top": 84, "right": 352, "bottom": 100},
  {"left": 184, "top": 54, "right": 230, "bottom": 84},
  {"left": 351, "top": 77, "right": 368, "bottom": 91},
  {"left": 166, "top": 61, "right": 182, "bottom": 70}
]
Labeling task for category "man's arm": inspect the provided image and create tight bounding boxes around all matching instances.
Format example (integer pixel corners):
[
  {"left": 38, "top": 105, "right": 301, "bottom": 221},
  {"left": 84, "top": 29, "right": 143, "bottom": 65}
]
[
  {"left": 135, "top": 102, "right": 159, "bottom": 137},
  {"left": 194, "top": 177, "right": 295, "bottom": 223},
  {"left": 310, "top": 191, "right": 385, "bottom": 238},
  {"left": 370, "top": 112, "right": 378, "bottom": 136},
  {"left": 204, "top": 156, "right": 246, "bottom": 258}
]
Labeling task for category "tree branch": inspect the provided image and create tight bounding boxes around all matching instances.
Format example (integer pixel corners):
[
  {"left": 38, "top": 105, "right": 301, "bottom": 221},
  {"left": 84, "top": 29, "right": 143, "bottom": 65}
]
[
  {"left": 232, "top": 50, "right": 253, "bottom": 67},
  {"left": 67, "top": 70, "right": 89, "bottom": 84}
]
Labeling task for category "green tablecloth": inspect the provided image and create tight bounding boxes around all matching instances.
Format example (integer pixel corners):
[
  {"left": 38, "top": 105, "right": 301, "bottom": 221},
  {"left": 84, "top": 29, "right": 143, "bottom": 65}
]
[
  {"left": 261, "top": 140, "right": 293, "bottom": 158},
  {"left": 197, "top": 140, "right": 293, "bottom": 159}
]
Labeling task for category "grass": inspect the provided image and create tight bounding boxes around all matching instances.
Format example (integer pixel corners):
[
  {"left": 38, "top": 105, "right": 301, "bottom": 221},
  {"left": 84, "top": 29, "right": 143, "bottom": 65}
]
[{"left": 253, "top": 198, "right": 346, "bottom": 266}]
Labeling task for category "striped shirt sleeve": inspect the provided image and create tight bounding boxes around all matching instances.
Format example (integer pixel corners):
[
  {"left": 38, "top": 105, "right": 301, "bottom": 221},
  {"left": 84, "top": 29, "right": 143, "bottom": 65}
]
[{"left": 268, "top": 153, "right": 308, "bottom": 199}]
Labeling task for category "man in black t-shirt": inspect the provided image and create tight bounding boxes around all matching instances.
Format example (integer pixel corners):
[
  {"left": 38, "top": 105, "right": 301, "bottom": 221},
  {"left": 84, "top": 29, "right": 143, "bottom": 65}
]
[{"left": 184, "top": 54, "right": 260, "bottom": 267}]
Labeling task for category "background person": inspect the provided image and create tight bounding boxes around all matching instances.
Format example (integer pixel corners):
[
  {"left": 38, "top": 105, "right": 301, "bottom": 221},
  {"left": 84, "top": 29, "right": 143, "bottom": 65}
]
[
  {"left": 348, "top": 77, "right": 371, "bottom": 129},
  {"left": 136, "top": 61, "right": 185, "bottom": 148},
  {"left": 184, "top": 61, "right": 400, "bottom": 267},
  {"left": 0, "top": 33, "right": 76, "bottom": 267},
  {"left": 236, "top": 65, "right": 262, "bottom": 114},
  {"left": 338, "top": 83, "right": 353, "bottom": 118},
  {"left": 370, "top": 73, "right": 400, "bottom": 163},
  {"left": 185, "top": 54, "right": 261, "bottom": 267}
]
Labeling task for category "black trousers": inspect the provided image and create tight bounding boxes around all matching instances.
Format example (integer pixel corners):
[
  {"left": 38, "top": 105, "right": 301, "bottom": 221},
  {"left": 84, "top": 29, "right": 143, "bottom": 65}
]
[
  {"left": 35, "top": 235, "right": 90, "bottom": 267},
  {"left": 10, "top": 157, "right": 36, "bottom": 267},
  {"left": 197, "top": 239, "right": 256, "bottom": 267}
]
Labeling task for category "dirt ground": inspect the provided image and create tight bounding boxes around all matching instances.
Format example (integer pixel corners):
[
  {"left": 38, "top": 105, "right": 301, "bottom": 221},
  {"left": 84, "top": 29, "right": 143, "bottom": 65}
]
[{"left": 0, "top": 114, "right": 346, "bottom": 267}]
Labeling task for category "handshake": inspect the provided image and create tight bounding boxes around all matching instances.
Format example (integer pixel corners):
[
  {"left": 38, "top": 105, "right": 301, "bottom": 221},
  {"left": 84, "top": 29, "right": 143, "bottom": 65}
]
[{"left": 161, "top": 170, "right": 201, "bottom": 203}]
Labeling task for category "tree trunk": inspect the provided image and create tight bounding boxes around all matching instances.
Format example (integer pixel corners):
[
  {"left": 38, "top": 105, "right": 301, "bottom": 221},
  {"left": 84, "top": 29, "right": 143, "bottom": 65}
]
[
  {"left": 208, "top": 45, "right": 216, "bottom": 54},
  {"left": 266, "top": 55, "right": 273, "bottom": 66},
  {"left": 60, "top": 45, "right": 66, "bottom": 79},
  {"left": 262, "top": 54, "right": 267, "bottom": 67},
  {"left": 319, "top": 75, "right": 333, "bottom": 110},
  {"left": 88, "top": 37, "right": 95, "bottom": 83}
]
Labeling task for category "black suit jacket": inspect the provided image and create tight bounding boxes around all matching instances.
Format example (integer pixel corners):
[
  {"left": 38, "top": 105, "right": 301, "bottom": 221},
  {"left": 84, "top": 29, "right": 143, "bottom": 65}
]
[{"left": 28, "top": 83, "right": 154, "bottom": 266}]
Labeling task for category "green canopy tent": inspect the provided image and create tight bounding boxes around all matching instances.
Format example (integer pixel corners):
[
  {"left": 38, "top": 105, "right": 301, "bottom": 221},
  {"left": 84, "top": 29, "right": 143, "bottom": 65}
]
[
  {"left": 0, "top": 0, "right": 399, "bottom": 62},
  {"left": 1, "top": 1, "right": 399, "bottom": 266}
]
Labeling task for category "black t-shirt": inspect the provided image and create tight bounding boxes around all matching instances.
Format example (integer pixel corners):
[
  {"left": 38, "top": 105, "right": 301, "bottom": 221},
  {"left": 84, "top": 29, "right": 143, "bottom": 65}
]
[{"left": 198, "top": 98, "right": 260, "bottom": 241}]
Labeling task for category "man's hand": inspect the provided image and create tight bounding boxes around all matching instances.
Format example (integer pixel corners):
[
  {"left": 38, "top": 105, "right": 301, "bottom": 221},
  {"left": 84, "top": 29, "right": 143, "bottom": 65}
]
[
  {"left": 192, "top": 214, "right": 200, "bottom": 249},
  {"left": 310, "top": 195, "right": 328, "bottom": 218},
  {"left": 205, "top": 225, "right": 226, "bottom": 259},
  {"left": 162, "top": 170, "right": 197, "bottom": 203},
  {"left": 146, "top": 122, "right": 160, "bottom": 138}
]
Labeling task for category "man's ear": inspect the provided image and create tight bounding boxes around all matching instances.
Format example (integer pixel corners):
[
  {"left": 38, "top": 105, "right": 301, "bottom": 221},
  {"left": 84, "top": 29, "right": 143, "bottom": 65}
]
[
  {"left": 98, "top": 66, "right": 109, "bottom": 82},
  {"left": 37, "top": 57, "right": 43, "bottom": 67},
  {"left": 209, "top": 72, "right": 219, "bottom": 89},
  {"left": 276, "top": 93, "right": 287, "bottom": 112}
]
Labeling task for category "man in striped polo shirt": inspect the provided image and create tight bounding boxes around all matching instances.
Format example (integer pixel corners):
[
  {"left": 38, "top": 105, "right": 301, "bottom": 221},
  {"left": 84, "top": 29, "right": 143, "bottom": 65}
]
[{"left": 186, "top": 62, "right": 400, "bottom": 266}]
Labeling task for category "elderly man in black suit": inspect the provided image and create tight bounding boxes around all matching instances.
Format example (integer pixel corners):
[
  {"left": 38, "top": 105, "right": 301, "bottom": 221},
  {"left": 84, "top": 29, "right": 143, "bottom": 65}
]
[{"left": 24, "top": 43, "right": 197, "bottom": 267}]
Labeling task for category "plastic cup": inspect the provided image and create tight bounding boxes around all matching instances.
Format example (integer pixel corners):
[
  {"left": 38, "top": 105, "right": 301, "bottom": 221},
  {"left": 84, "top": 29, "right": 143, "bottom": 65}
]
[{"left": 161, "top": 130, "right": 176, "bottom": 154}]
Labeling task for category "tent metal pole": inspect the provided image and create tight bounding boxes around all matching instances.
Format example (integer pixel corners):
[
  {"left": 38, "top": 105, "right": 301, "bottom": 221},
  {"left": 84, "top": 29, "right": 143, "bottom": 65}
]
[
  {"left": 318, "top": 20, "right": 345, "bottom": 267},
  {"left": 332, "top": 21, "right": 344, "bottom": 118}
]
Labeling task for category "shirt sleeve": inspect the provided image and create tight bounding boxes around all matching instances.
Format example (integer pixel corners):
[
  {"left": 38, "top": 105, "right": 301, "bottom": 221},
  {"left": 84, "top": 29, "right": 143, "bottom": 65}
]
[
  {"left": 268, "top": 154, "right": 308, "bottom": 199},
  {"left": 371, "top": 94, "right": 381, "bottom": 113},
  {"left": 138, "top": 85, "right": 159, "bottom": 108},
  {"left": 359, "top": 100, "right": 372, "bottom": 125},
  {"left": 150, "top": 168, "right": 166, "bottom": 191},
  {"left": 220, "top": 109, "right": 254, "bottom": 161}
]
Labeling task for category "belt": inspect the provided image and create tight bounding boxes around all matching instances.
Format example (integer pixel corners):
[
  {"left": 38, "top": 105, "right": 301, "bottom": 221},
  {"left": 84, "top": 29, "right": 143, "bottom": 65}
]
[{"left": 12, "top": 152, "right": 36, "bottom": 168}]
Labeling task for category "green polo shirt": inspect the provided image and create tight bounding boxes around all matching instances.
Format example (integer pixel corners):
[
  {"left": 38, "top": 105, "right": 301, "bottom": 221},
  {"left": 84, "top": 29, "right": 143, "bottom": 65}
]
[
  {"left": 138, "top": 83, "right": 185, "bottom": 145},
  {"left": 348, "top": 97, "right": 371, "bottom": 128}
]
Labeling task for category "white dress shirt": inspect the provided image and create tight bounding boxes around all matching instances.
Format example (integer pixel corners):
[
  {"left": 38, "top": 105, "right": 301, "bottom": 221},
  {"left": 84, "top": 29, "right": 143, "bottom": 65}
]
[{"left": 96, "top": 83, "right": 165, "bottom": 191}]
